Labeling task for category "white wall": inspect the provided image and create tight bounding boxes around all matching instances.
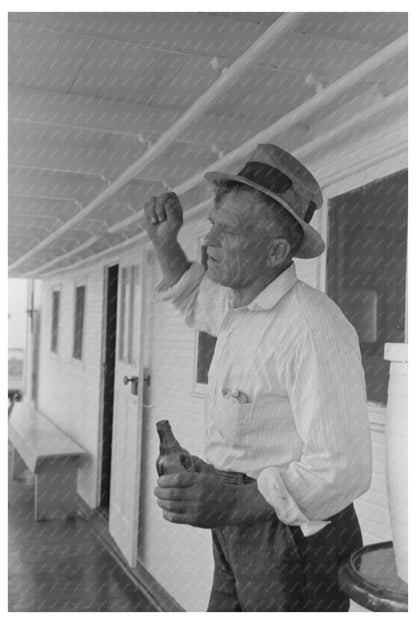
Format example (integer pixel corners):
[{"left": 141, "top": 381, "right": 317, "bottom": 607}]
[
  {"left": 35, "top": 195, "right": 397, "bottom": 611},
  {"left": 136, "top": 202, "right": 395, "bottom": 611},
  {"left": 34, "top": 123, "right": 406, "bottom": 610},
  {"left": 38, "top": 265, "right": 104, "bottom": 508},
  {"left": 8, "top": 278, "right": 28, "bottom": 349},
  {"left": 319, "top": 144, "right": 406, "bottom": 552},
  {"left": 137, "top": 241, "right": 214, "bottom": 612}
]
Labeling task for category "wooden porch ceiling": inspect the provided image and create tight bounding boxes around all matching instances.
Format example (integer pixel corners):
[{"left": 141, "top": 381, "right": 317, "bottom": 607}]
[{"left": 8, "top": 12, "right": 408, "bottom": 278}]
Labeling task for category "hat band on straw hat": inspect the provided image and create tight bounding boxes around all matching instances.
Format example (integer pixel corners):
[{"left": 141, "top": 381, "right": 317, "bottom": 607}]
[
  {"left": 238, "top": 161, "right": 293, "bottom": 196},
  {"left": 237, "top": 161, "right": 317, "bottom": 224}
]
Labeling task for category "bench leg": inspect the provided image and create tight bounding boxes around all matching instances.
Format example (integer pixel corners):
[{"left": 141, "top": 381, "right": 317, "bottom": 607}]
[
  {"left": 34, "top": 458, "right": 79, "bottom": 521},
  {"left": 10, "top": 446, "right": 27, "bottom": 481}
]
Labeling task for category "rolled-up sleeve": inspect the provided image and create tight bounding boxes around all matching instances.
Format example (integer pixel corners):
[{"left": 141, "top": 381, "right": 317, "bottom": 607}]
[
  {"left": 155, "top": 261, "right": 228, "bottom": 336},
  {"left": 257, "top": 328, "right": 372, "bottom": 535}
]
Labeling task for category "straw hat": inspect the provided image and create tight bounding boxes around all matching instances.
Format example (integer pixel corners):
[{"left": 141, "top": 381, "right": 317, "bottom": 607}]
[{"left": 205, "top": 144, "right": 325, "bottom": 259}]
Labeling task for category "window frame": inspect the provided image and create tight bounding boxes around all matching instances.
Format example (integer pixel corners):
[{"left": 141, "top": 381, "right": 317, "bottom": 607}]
[
  {"left": 72, "top": 282, "right": 86, "bottom": 361},
  {"left": 192, "top": 230, "right": 217, "bottom": 397},
  {"left": 117, "top": 263, "right": 141, "bottom": 366},
  {"left": 325, "top": 167, "right": 408, "bottom": 408},
  {"left": 324, "top": 155, "right": 408, "bottom": 412},
  {"left": 50, "top": 285, "right": 61, "bottom": 355}
]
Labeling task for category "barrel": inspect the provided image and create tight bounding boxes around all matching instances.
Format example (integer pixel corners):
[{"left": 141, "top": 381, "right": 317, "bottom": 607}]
[{"left": 384, "top": 343, "right": 408, "bottom": 583}]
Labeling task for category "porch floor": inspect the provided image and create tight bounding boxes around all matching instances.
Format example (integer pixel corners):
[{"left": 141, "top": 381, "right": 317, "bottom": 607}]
[{"left": 8, "top": 468, "right": 157, "bottom": 612}]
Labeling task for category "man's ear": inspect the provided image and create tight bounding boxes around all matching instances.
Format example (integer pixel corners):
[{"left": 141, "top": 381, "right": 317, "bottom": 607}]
[{"left": 266, "top": 238, "right": 291, "bottom": 268}]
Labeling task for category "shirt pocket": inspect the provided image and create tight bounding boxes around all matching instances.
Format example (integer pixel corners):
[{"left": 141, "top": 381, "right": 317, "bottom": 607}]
[{"left": 213, "top": 394, "right": 254, "bottom": 448}]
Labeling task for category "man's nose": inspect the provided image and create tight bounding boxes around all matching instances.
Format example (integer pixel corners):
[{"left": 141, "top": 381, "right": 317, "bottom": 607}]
[{"left": 203, "top": 228, "right": 220, "bottom": 247}]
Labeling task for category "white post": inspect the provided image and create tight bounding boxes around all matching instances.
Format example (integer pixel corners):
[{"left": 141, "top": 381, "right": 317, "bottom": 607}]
[{"left": 384, "top": 342, "right": 408, "bottom": 583}]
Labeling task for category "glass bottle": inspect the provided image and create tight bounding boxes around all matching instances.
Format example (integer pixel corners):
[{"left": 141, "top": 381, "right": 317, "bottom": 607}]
[{"left": 156, "top": 420, "right": 196, "bottom": 476}]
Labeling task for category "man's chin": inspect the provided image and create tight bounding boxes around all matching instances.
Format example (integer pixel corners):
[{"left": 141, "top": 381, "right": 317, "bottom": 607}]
[{"left": 206, "top": 264, "right": 227, "bottom": 286}]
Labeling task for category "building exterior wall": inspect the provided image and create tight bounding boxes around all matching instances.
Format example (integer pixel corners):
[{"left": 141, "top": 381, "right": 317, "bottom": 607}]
[
  {"left": 34, "top": 127, "right": 405, "bottom": 610},
  {"left": 137, "top": 240, "right": 214, "bottom": 612},
  {"left": 37, "top": 265, "right": 105, "bottom": 508},
  {"left": 136, "top": 185, "right": 396, "bottom": 610},
  {"left": 319, "top": 140, "right": 407, "bottom": 551}
]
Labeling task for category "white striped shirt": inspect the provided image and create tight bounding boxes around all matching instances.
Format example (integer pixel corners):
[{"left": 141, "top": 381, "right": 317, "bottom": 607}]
[{"left": 157, "top": 262, "right": 372, "bottom": 536}]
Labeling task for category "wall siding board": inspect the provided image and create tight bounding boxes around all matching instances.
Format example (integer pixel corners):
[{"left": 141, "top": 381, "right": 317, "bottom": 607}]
[
  {"left": 35, "top": 210, "right": 394, "bottom": 611},
  {"left": 137, "top": 245, "right": 213, "bottom": 612},
  {"left": 34, "top": 140, "right": 404, "bottom": 609},
  {"left": 135, "top": 214, "right": 395, "bottom": 611},
  {"left": 38, "top": 265, "right": 104, "bottom": 508}
]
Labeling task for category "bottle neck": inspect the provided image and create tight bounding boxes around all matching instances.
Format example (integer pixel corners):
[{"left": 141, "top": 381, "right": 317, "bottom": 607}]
[{"left": 157, "top": 421, "right": 181, "bottom": 453}]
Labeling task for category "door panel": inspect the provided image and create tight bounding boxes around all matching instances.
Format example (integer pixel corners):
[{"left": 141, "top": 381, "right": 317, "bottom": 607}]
[{"left": 109, "top": 249, "right": 146, "bottom": 566}]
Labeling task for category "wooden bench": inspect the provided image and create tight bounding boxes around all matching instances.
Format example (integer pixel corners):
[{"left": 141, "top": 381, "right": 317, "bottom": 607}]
[{"left": 8, "top": 402, "right": 88, "bottom": 521}]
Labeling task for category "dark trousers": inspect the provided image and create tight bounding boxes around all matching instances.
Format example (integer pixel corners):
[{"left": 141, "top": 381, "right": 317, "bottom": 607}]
[{"left": 208, "top": 472, "right": 363, "bottom": 612}]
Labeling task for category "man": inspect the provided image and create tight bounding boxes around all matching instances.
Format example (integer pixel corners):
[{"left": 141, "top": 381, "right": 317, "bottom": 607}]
[{"left": 143, "top": 144, "right": 372, "bottom": 612}]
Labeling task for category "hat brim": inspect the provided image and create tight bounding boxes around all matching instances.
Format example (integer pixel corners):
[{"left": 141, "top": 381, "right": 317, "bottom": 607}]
[{"left": 205, "top": 171, "right": 325, "bottom": 259}]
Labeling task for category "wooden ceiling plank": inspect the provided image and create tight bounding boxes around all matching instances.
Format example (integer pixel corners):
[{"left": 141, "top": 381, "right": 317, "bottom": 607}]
[
  {"left": 8, "top": 22, "right": 28, "bottom": 84},
  {"left": 69, "top": 39, "right": 128, "bottom": 97},
  {"left": 8, "top": 171, "right": 164, "bottom": 213},
  {"left": 14, "top": 39, "right": 408, "bottom": 274},
  {"left": 100, "top": 48, "right": 189, "bottom": 106},
  {"left": 44, "top": 34, "right": 96, "bottom": 93},
  {"left": 30, "top": 80, "right": 409, "bottom": 274},
  {"left": 8, "top": 168, "right": 107, "bottom": 204},
  {"left": 9, "top": 137, "right": 216, "bottom": 184},
  {"left": 9, "top": 13, "right": 304, "bottom": 273},
  {"left": 9, "top": 86, "right": 266, "bottom": 148},
  {"left": 262, "top": 30, "right": 378, "bottom": 82},
  {"left": 34, "top": 84, "right": 408, "bottom": 279},
  {"left": 9, "top": 12, "right": 268, "bottom": 59},
  {"left": 298, "top": 12, "right": 407, "bottom": 46},
  {"left": 9, "top": 24, "right": 62, "bottom": 89},
  {"left": 24, "top": 229, "right": 144, "bottom": 279},
  {"left": 10, "top": 13, "right": 382, "bottom": 72},
  {"left": 174, "top": 34, "right": 407, "bottom": 195},
  {"left": 19, "top": 235, "right": 99, "bottom": 276},
  {"left": 113, "top": 85, "right": 406, "bottom": 235}
]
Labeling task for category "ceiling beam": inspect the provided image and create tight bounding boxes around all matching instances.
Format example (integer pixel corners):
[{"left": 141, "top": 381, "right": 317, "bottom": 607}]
[
  {"left": 23, "top": 230, "right": 148, "bottom": 278},
  {"left": 8, "top": 214, "right": 109, "bottom": 236},
  {"left": 8, "top": 140, "right": 218, "bottom": 187},
  {"left": 8, "top": 13, "right": 304, "bottom": 273},
  {"left": 8, "top": 194, "right": 82, "bottom": 211},
  {"left": 8, "top": 169, "right": 106, "bottom": 203},
  {"left": 9, "top": 142, "right": 140, "bottom": 180},
  {"left": 18, "top": 235, "right": 99, "bottom": 275},
  {"left": 8, "top": 169, "right": 163, "bottom": 210}
]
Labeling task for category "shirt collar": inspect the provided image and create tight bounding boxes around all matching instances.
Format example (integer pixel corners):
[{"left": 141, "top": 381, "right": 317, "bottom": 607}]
[{"left": 227, "top": 263, "right": 298, "bottom": 312}]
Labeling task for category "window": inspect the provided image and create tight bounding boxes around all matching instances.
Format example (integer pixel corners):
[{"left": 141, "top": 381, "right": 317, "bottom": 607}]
[
  {"left": 195, "top": 244, "right": 217, "bottom": 386},
  {"left": 51, "top": 289, "right": 60, "bottom": 353},
  {"left": 327, "top": 170, "right": 407, "bottom": 404},
  {"left": 196, "top": 331, "right": 217, "bottom": 384},
  {"left": 119, "top": 264, "right": 140, "bottom": 365},
  {"left": 73, "top": 285, "right": 86, "bottom": 359},
  {"left": 119, "top": 267, "right": 129, "bottom": 361}
]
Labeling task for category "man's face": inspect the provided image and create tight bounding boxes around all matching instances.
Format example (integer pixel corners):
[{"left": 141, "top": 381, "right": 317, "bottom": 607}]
[{"left": 204, "top": 190, "right": 270, "bottom": 289}]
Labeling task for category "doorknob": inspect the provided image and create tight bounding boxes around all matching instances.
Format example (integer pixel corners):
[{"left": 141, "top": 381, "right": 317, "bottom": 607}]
[
  {"left": 123, "top": 375, "right": 138, "bottom": 395},
  {"left": 123, "top": 375, "right": 136, "bottom": 385}
]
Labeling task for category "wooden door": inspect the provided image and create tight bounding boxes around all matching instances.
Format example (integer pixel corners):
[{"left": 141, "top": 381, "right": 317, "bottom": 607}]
[{"left": 109, "top": 249, "right": 146, "bottom": 566}]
